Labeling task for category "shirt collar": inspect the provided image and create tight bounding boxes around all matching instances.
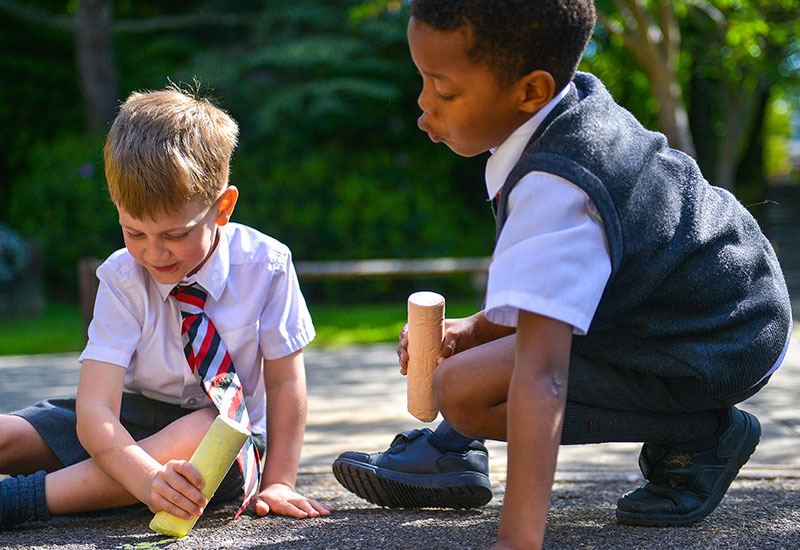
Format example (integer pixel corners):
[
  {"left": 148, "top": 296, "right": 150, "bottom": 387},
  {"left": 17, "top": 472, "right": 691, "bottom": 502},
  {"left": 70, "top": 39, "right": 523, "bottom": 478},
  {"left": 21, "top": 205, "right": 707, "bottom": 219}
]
[
  {"left": 155, "top": 224, "right": 231, "bottom": 302},
  {"left": 485, "top": 83, "right": 572, "bottom": 200}
]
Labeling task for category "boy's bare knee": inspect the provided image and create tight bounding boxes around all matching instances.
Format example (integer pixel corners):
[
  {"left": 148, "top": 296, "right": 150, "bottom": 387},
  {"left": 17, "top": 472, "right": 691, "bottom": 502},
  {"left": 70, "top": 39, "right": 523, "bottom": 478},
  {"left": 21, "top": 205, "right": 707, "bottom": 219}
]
[
  {"left": 433, "top": 360, "right": 479, "bottom": 435},
  {"left": 139, "top": 407, "right": 218, "bottom": 461},
  {"left": 180, "top": 407, "right": 218, "bottom": 440},
  {"left": 0, "top": 415, "right": 62, "bottom": 474}
]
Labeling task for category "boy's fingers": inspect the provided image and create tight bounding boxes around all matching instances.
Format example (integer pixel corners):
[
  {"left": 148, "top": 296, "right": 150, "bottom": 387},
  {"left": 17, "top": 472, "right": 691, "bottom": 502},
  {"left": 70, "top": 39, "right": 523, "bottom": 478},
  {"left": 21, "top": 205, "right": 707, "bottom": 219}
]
[
  {"left": 309, "top": 499, "right": 332, "bottom": 516},
  {"left": 254, "top": 499, "right": 270, "bottom": 517},
  {"left": 440, "top": 337, "right": 457, "bottom": 358},
  {"left": 153, "top": 489, "right": 200, "bottom": 520},
  {"left": 271, "top": 499, "right": 308, "bottom": 518},
  {"left": 172, "top": 460, "right": 205, "bottom": 489},
  {"left": 164, "top": 462, "right": 207, "bottom": 510},
  {"left": 297, "top": 500, "right": 319, "bottom": 517},
  {"left": 397, "top": 341, "right": 409, "bottom": 374}
]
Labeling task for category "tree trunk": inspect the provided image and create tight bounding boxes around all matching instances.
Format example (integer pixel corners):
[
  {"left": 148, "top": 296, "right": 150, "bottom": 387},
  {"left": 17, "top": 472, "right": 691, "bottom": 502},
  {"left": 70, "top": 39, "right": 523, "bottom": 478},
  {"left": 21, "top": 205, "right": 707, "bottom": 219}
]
[
  {"left": 713, "top": 77, "right": 767, "bottom": 191},
  {"left": 75, "top": 0, "right": 118, "bottom": 133},
  {"left": 735, "top": 86, "right": 770, "bottom": 215},
  {"left": 601, "top": 0, "right": 696, "bottom": 157},
  {"left": 647, "top": 62, "right": 696, "bottom": 158}
]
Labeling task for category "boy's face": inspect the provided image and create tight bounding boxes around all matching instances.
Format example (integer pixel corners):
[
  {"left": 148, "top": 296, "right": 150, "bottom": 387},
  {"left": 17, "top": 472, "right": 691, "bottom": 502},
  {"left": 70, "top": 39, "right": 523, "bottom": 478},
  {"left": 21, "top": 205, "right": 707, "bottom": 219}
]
[
  {"left": 407, "top": 17, "right": 534, "bottom": 157},
  {"left": 117, "top": 194, "right": 230, "bottom": 285}
]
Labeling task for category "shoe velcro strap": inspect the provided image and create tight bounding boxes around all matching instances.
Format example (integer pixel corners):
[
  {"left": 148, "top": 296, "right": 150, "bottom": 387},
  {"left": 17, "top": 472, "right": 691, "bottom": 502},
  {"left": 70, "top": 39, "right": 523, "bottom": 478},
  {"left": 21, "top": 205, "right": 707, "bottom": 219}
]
[{"left": 389, "top": 429, "right": 429, "bottom": 452}]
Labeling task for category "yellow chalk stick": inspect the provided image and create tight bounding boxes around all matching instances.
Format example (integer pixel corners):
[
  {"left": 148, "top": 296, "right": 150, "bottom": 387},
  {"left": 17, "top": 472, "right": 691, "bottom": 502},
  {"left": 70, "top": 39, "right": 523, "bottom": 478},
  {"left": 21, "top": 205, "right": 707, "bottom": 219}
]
[{"left": 149, "top": 415, "right": 249, "bottom": 538}]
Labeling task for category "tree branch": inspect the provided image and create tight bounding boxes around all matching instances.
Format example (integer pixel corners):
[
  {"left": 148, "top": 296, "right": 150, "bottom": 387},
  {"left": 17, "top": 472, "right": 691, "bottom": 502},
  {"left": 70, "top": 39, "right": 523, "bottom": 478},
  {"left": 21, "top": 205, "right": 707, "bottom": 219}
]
[
  {"left": 113, "top": 12, "right": 254, "bottom": 34},
  {"left": 624, "top": 0, "right": 665, "bottom": 67},
  {"left": 657, "top": 0, "right": 679, "bottom": 68}
]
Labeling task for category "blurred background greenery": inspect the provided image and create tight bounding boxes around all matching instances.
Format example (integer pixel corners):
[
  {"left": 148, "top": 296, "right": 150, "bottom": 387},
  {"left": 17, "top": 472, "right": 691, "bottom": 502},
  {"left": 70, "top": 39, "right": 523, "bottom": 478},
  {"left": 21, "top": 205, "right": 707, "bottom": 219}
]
[{"left": 0, "top": 0, "right": 798, "bottom": 354}]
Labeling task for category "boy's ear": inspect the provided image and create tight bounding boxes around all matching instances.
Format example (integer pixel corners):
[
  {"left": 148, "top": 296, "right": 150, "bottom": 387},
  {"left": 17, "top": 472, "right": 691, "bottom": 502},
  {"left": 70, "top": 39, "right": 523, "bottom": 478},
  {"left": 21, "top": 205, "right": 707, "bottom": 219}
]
[
  {"left": 518, "top": 70, "right": 555, "bottom": 114},
  {"left": 216, "top": 186, "right": 239, "bottom": 226}
]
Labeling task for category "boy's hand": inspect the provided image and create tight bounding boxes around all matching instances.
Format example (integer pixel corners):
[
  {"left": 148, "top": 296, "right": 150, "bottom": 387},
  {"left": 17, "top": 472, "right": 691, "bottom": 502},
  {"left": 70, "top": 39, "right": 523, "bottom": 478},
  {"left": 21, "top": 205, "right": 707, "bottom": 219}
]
[
  {"left": 142, "top": 460, "right": 207, "bottom": 520},
  {"left": 397, "top": 315, "right": 482, "bottom": 375},
  {"left": 253, "top": 482, "right": 332, "bottom": 518}
]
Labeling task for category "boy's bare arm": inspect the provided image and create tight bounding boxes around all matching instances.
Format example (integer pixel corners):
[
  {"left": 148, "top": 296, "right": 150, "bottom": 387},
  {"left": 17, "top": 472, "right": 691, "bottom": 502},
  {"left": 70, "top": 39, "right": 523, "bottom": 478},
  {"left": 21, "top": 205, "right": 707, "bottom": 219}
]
[
  {"left": 398, "top": 309, "right": 516, "bottom": 373},
  {"left": 494, "top": 310, "right": 572, "bottom": 550},
  {"left": 257, "top": 349, "right": 331, "bottom": 518},
  {"left": 75, "top": 359, "right": 207, "bottom": 519}
]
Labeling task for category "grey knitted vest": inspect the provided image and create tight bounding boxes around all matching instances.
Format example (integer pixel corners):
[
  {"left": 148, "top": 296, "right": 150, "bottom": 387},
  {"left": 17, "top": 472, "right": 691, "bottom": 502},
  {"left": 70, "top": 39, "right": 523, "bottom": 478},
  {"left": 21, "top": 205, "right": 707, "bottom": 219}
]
[{"left": 493, "top": 72, "right": 791, "bottom": 397}]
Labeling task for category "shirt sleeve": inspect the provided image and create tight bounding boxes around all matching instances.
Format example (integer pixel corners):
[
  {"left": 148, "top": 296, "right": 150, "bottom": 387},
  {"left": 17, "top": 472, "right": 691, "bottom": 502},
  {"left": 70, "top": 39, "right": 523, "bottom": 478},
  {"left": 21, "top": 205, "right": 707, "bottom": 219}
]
[
  {"left": 258, "top": 250, "right": 316, "bottom": 360},
  {"left": 79, "top": 264, "right": 143, "bottom": 367},
  {"left": 485, "top": 171, "right": 611, "bottom": 334}
]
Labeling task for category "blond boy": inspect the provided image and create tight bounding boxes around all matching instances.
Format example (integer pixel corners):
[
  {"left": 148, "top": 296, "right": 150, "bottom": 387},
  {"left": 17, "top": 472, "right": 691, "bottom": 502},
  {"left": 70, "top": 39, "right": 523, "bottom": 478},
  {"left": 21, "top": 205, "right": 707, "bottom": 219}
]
[{"left": 0, "top": 87, "right": 329, "bottom": 526}]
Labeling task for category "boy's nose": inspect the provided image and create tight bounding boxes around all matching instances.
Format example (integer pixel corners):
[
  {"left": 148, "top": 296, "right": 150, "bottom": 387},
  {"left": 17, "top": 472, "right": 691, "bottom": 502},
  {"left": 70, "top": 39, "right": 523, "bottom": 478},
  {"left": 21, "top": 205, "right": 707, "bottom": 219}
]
[
  {"left": 144, "top": 243, "right": 171, "bottom": 264},
  {"left": 416, "top": 87, "right": 435, "bottom": 117}
]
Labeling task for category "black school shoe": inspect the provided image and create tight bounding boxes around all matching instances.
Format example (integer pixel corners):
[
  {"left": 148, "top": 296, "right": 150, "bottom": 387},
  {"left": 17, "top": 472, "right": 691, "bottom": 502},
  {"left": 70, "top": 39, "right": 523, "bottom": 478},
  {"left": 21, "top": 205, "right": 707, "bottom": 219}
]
[
  {"left": 332, "top": 428, "right": 493, "bottom": 509},
  {"left": 616, "top": 407, "right": 761, "bottom": 526}
]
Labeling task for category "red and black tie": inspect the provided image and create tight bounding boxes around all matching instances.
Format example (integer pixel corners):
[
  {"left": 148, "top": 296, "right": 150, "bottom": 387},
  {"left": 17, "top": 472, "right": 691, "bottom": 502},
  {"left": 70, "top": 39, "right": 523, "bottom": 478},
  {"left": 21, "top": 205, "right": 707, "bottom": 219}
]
[{"left": 171, "top": 284, "right": 260, "bottom": 518}]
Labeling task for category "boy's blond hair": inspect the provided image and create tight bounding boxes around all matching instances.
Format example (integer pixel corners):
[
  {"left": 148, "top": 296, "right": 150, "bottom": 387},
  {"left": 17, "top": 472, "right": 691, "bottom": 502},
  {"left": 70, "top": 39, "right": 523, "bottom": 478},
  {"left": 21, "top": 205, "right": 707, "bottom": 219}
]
[{"left": 104, "top": 86, "right": 238, "bottom": 220}]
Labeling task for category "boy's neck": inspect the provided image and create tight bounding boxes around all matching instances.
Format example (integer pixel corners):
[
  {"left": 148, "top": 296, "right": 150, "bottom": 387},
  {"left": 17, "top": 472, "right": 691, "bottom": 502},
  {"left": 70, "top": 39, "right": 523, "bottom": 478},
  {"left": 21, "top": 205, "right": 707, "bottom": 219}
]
[{"left": 185, "top": 226, "right": 221, "bottom": 281}]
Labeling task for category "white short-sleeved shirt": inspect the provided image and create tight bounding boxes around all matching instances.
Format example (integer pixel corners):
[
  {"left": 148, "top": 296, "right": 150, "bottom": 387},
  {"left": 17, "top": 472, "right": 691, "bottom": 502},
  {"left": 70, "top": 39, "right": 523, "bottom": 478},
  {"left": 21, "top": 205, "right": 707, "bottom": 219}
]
[
  {"left": 79, "top": 222, "right": 315, "bottom": 435},
  {"left": 484, "top": 84, "right": 612, "bottom": 334}
]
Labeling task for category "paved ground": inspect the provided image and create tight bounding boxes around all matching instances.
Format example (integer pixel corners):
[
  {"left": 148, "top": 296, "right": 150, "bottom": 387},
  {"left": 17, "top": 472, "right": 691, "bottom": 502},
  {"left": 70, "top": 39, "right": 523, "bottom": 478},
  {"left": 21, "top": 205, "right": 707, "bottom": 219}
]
[{"left": 1, "top": 328, "right": 799, "bottom": 549}]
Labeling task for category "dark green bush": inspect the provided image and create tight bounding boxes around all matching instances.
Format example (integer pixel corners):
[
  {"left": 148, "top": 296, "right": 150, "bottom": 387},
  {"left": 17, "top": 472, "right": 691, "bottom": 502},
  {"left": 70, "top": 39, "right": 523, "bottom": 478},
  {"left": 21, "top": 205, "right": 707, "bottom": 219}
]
[{"left": 7, "top": 133, "right": 122, "bottom": 298}]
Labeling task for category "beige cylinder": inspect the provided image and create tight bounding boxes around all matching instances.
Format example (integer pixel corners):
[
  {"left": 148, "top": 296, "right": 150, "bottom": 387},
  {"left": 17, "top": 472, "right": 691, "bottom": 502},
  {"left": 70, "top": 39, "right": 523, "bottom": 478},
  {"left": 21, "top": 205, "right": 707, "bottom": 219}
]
[
  {"left": 149, "top": 415, "right": 250, "bottom": 538},
  {"left": 407, "top": 291, "right": 445, "bottom": 422}
]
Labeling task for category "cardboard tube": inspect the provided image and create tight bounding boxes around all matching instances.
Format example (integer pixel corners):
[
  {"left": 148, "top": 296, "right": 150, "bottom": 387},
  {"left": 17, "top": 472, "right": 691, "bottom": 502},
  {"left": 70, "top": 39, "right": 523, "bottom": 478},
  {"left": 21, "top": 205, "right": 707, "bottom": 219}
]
[
  {"left": 407, "top": 291, "right": 445, "bottom": 422},
  {"left": 149, "top": 415, "right": 250, "bottom": 538}
]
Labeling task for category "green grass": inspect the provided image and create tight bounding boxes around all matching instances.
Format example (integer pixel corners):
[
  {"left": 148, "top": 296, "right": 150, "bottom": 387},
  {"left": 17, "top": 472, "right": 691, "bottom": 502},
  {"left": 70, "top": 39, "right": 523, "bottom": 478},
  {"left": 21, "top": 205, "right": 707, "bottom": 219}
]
[
  {"left": 0, "top": 300, "right": 481, "bottom": 355},
  {"left": 0, "top": 303, "right": 86, "bottom": 355},
  {"left": 308, "top": 300, "right": 478, "bottom": 347}
]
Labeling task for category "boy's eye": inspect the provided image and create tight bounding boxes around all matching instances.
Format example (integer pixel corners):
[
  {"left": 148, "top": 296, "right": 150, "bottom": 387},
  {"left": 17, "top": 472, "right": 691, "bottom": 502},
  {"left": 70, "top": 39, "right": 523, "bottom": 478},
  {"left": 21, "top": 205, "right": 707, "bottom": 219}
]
[
  {"left": 126, "top": 232, "right": 145, "bottom": 240},
  {"left": 437, "top": 91, "right": 455, "bottom": 101},
  {"left": 164, "top": 232, "right": 190, "bottom": 241}
]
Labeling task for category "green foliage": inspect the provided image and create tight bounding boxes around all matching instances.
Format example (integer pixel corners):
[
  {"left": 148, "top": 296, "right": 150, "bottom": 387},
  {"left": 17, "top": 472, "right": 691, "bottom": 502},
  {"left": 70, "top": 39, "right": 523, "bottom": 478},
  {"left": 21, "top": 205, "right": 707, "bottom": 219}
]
[
  {"left": 2, "top": 0, "right": 797, "bottom": 304},
  {"left": 0, "top": 1, "right": 83, "bottom": 221},
  {"left": 232, "top": 144, "right": 491, "bottom": 261},
  {"left": 177, "top": 0, "right": 494, "bottom": 299},
  {"left": 7, "top": 133, "right": 121, "bottom": 297},
  {"left": 764, "top": 88, "right": 794, "bottom": 178},
  {"left": 578, "top": 19, "right": 659, "bottom": 131}
]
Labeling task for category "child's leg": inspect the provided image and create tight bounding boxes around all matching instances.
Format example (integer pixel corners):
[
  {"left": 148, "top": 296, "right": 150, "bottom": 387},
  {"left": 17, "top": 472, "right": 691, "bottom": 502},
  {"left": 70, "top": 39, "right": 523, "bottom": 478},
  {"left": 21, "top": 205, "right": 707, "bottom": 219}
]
[
  {"left": 331, "top": 336, "right": 511, "bottom": 510},
  {"left": 0, "top": 406, "right": 217, "bottom": 526},
  {"left": 431, "top": 334, "right": 515, "bottom": 440},
  {"left": 44, "top": 406, "right": 217, "bottom": 514},
  {"left": 0, "top": 415, "right": 63, "bottom": 474},
  {"left": 435, "top": 342, "right": 731, "bottom": 448}
]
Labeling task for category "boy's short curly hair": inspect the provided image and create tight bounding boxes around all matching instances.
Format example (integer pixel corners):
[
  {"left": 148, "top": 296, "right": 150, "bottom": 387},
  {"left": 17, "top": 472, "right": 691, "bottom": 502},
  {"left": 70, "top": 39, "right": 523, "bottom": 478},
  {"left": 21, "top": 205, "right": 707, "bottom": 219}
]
[
  {"left": 409, "top": 0, "right": 596, "bottom": 91},
  {"left": 104, "top": 85, "right": 238, "bottom": 220}
]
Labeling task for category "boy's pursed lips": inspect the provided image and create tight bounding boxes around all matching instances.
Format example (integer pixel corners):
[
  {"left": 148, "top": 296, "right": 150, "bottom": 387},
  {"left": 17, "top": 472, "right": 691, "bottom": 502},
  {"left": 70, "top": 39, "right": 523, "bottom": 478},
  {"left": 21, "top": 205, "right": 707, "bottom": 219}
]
[{"left": 417, "top": 116, "right": 443, "bottom": 143}]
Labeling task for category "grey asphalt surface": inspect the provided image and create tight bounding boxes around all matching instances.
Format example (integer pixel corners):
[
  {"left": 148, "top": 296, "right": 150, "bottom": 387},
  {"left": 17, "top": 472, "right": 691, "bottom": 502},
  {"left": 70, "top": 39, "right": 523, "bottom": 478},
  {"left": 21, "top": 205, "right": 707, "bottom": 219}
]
[{"left": 1, "top": 326, "right": 799, "bottom": 549}]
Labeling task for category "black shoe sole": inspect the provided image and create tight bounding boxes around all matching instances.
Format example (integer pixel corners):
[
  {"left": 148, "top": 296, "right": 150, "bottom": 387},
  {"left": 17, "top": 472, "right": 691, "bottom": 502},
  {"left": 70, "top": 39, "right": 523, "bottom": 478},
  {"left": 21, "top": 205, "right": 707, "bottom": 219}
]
[
  {"left": 615, "top": 409, "right": 761, "bottom": 527},
  {"left": 332, "top": 457, "right": 493, "bottom": 509}
]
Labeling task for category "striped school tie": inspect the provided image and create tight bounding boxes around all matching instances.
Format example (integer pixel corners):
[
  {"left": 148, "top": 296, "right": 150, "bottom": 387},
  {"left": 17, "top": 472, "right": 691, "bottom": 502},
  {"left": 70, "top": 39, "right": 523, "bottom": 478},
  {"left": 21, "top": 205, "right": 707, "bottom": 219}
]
[{"left": 171, "top": 283, "right": 260, "bottom": 518}]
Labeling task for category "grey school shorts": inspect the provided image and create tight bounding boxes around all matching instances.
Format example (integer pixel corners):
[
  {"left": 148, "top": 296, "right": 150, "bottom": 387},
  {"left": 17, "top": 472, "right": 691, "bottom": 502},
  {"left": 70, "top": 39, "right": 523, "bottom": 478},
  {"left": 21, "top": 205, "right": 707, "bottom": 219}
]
[{"left": 11, "top": 392, "right": 266, "bottom": 505}]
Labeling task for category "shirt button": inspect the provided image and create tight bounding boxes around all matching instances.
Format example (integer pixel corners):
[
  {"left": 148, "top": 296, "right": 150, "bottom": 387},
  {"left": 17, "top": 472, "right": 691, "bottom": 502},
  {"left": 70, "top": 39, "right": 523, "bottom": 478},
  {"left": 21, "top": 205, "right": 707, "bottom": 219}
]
[{"left": 187, "top": 397, "right": 197, "bottom": 406}]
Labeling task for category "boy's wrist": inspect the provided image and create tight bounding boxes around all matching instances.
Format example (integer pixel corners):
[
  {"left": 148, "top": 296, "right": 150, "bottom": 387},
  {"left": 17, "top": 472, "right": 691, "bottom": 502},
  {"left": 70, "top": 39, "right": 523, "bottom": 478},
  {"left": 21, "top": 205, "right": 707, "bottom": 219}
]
[
  {"left": 260, "top": 479, "right": 296, "bottom": 492},
  {"left": 473, "top": 310, "right": 515, "bottom": 344}
]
